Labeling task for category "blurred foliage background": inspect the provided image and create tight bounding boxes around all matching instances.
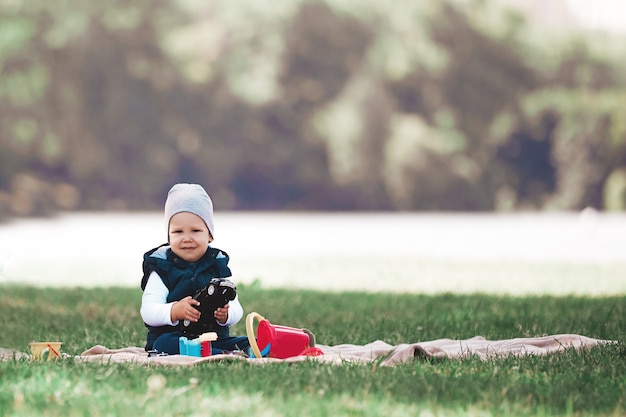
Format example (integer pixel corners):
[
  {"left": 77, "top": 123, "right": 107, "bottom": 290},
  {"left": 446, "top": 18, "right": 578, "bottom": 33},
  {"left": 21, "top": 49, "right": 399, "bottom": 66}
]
[{"left": 1, "top": 0, "right": 625, "bottom": 219}]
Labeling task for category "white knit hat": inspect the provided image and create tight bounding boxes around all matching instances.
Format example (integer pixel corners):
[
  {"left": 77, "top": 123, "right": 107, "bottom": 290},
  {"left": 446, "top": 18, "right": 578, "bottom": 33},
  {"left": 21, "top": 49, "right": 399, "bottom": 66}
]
[{"left": 164, "top": 183, "right": 215, "bottom": 239}]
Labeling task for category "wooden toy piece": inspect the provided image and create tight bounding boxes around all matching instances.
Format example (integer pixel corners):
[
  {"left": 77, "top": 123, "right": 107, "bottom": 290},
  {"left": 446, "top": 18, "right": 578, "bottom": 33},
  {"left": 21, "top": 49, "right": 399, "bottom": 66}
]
[
  {"left": 198, "top": 332, "right": 217, "bottom": 342},
  {"left": 29, "top": 342, "right": 62, "bottom": 361}
]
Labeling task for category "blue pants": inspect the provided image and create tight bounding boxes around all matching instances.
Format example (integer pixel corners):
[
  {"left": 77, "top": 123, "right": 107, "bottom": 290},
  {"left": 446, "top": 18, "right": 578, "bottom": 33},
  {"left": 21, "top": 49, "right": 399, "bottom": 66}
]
[{"left": 153, "top": 331, "right": 251, "bottom": 355}]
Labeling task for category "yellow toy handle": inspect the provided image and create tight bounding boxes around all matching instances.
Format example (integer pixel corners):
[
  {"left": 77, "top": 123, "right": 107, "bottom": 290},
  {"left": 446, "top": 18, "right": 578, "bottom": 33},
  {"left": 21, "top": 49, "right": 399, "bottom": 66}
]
[{"left": 246, "top": 312, "right": 266, "bottom": 359}]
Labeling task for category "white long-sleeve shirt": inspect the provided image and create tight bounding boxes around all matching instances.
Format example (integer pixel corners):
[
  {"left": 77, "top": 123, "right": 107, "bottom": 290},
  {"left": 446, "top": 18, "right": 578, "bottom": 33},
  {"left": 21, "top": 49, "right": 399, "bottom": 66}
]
[{"left": 140, "top": 270, "right": 244, "bottom": 328}]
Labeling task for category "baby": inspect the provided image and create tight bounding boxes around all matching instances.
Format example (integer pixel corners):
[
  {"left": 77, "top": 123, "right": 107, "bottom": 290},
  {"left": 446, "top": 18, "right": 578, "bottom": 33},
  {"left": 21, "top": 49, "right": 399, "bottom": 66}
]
[{"left": 140, "top": 183, "right": 250, "bottom": 355}]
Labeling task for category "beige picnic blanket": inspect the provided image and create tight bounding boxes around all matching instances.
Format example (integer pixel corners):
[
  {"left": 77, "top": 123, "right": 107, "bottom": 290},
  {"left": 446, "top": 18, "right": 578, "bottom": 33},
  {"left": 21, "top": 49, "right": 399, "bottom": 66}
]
[{"left": 1, "top": 334, "right": 608, "bottom": 366}]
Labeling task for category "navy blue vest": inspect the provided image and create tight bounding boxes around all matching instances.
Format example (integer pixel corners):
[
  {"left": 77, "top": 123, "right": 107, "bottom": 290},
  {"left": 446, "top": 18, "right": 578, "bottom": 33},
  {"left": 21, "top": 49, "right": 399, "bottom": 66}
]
[{"left": 141, "top": 244, "right": 232, "bottom": 349}]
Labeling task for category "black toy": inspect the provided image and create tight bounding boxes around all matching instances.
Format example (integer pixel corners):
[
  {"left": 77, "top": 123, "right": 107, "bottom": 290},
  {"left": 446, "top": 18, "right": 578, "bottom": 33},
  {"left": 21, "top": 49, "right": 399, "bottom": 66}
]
[{"left": 180, "top": 278, "right": 237, "bottom": 337}]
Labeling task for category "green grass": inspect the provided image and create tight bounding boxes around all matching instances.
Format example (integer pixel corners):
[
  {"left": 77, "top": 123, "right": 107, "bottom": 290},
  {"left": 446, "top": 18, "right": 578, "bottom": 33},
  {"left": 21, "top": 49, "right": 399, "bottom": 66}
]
[{"left": 0, "top": 285, "right": 625, "bottom": 416}]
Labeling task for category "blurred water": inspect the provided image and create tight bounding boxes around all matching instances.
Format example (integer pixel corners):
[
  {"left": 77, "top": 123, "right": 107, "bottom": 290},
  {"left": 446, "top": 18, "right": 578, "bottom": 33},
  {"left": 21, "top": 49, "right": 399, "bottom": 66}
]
[{"left": 0, "top": 211, "right": 624, "bottom": 295}]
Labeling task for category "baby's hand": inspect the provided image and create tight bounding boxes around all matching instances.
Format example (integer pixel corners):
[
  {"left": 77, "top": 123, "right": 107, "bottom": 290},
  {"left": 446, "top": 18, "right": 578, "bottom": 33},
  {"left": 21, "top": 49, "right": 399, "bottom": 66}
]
[
  {"left": 214, "top": 303, "right": 229, "bottom": 325},
  {"left": 172, "top": 296, "right": 201, "bottom": 322}
]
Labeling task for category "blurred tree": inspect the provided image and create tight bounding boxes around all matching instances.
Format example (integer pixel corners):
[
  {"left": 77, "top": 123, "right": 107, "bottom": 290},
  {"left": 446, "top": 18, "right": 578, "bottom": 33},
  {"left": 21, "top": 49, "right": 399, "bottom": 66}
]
[
  {"left": 222, "top": 1, "right": 376, "bottom": 210},
  {"left": 376, "top": 3, "right": 539, "bottom": 210},
  {"left": 491, "top": 113, "right": 558, "bottom": 209},
  {"left": 533, "top": 90, "right": 624, "bottom": 210},
  {"left": 0, "top": 0, "right": 625, "bottom": 218},
  {"left": 279, "top": 2, "right": 373, "bottom": 110}
]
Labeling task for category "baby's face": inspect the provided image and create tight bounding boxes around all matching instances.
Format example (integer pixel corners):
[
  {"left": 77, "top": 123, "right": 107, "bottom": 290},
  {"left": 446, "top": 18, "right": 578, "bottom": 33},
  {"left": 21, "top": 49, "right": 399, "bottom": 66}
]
[{"left": 168, "top": 212, "right": 212, "bottom": 262}]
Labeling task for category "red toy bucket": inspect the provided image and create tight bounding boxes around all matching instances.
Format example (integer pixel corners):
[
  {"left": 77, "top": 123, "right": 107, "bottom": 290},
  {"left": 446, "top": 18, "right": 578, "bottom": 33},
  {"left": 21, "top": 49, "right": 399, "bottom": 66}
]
[{"left": 246, "top": 312, "right": 322, "bottom": 359}]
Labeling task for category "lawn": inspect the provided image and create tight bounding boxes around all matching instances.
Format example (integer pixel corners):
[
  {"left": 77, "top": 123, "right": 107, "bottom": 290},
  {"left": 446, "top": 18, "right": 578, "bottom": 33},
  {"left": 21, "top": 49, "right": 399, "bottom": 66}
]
[{"left": 0, "top": 285, "right": 624, "bottom": 416}]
